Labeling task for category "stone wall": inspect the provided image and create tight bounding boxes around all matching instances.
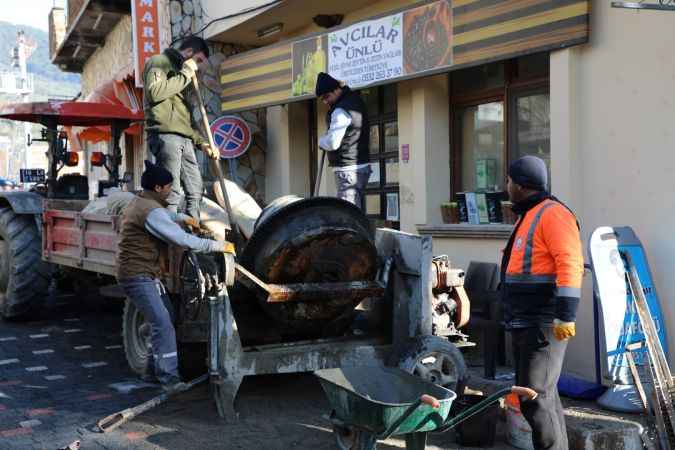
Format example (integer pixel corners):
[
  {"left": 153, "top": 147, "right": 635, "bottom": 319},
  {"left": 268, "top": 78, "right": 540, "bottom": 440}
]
[
  {"left": 80, "top": 16, "right": 133, "bottom": 98},
  {"left": 168, "top": 0, "right": 267, "bottom": 205},
  {"left": 49, "top": 8, "right": 66, "bottom": 61}
]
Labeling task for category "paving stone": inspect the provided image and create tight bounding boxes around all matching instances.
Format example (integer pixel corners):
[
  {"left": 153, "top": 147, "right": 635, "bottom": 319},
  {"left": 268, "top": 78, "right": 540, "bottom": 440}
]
[
  {"left": 82, "top": 362, "right": 108, "bottom": 368},
  {"left": 19, "top": 419, "right": 42, "bottom": 428},
  {"left": 0, "top": 358, "right": 20, "bottom": 365}
]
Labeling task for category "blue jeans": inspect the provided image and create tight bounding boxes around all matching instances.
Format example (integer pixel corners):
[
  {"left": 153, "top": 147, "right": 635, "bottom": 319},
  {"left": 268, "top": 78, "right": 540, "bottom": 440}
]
[
  {"left": 148, "top": 133, "right": 203, "bottom": 220},
  {"left": 119, "top": 276, "right": 178, "bottom": 383}
]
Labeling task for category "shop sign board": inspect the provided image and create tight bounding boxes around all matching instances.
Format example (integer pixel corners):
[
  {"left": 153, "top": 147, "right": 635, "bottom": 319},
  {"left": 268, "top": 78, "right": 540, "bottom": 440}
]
[
  {"left": 131, "top": 0, "right": 162, "bottom": 88},
  {"left": 291, "top": 1, "right": 452, "bottom": 95}
]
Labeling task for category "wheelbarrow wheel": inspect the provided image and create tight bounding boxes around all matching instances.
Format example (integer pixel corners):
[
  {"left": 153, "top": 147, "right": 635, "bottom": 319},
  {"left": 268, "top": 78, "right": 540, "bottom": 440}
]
[
  {"left": 390, "top": 336, "right": 467, "bottom": 394},
  {"left": 333, "top": 424, "right": 378, "bottom": 450}
]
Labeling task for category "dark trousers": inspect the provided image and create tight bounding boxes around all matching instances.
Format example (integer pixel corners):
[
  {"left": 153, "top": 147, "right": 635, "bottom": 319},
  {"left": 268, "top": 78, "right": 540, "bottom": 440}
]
[
  {"left": 511, "top": 326, "right": 569, "bottom": 450},
  {"left": 119, "top": 276, "right": 178, "bottom": 383},
  {"left": 148, "top": 133, "right": 203, "bottom": 219}
]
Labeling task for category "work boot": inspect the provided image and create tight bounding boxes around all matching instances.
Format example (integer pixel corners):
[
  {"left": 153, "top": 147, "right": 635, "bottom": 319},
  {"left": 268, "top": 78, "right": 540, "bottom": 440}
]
[
  {"left": 161, "top": 376, "right": 187, "bottom": 393},
  {"left": 140, "top": 354, "right": 159, "bottom": 384}
]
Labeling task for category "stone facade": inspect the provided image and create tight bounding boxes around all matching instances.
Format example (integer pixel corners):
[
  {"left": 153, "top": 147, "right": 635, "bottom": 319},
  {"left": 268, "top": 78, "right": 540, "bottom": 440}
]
[
  {"left": 80, "top": 16, "right": 133, "bottom": 98},
  {"left": 48, "top": 8, "right": 66, "bottom": 61},
  {"left": 168, "top": 0, "right": 267, "bottom": 205}
]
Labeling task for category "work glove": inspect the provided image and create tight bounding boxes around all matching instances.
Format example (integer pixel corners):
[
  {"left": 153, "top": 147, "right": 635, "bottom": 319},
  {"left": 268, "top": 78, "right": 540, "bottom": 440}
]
[
  {"left": 182, "top": 58, "right": 198, "bottom": 76},
  {"left": 553, "top": 319, "right": 576, "bottom": 341},
  {"left": 184, "top": 216, "right": 200, "bottom": 231},
  {"left": 223, "top": 241, "right": 236, "bottom": 255},
  {"left": 201, "top": 143, "right": 220, "bottom": 159}
]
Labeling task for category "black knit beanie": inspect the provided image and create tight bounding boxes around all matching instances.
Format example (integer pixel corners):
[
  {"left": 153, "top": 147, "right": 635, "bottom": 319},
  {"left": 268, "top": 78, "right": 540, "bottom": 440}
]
[
  {"left": 508, "top": 155, "right": 548, "bottom": 191},
  {"left": 141, "top": 160, "right": 173, "bottom": 190},
  {"left": 315, "top": 72, "right": 340, "bottom": 97}
]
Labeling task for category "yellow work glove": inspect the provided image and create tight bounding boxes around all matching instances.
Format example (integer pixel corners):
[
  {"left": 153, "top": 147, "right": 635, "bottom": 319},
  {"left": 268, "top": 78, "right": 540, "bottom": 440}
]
[
  {"left": 223, "top": 241, "right": 236, "bottom": 255},
  {"left": 184, "top": 216, "right": 200, "bottom": 231},
  {"left": 553, "top": 319, "right": 576, "bottom": 341},
  {"left": 201, "top": 143, "right": 220, "bottom": 159},
  {"left": 182, "top": 58, "right": 198, "bottom": 75}
]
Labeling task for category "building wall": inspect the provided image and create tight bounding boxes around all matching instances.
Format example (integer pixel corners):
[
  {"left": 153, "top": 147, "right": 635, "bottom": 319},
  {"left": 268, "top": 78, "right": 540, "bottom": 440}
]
[
  {"left": 80, "top": 16, "right": 133, "bottom": 98},
  {"left": 552, "top": 1, "right": 675, "bottom": 374}
]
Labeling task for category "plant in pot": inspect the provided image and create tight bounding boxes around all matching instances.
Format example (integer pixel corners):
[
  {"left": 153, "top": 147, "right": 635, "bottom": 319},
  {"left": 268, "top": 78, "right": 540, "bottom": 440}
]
[
  {"left": 501, "top": 201, "right": 518, "bottom": 224},
  {"left": 440, "top": 202, "right": 459, "bottom": 224}
]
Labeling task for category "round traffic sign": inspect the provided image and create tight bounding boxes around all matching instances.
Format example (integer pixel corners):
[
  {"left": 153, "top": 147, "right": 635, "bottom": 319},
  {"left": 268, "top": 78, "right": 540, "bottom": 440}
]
[{"left": 210, "top": 115, "right": 252, "bottom": 159}]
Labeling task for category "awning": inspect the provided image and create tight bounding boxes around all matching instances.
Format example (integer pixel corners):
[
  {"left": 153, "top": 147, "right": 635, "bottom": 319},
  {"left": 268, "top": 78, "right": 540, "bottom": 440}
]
[{"left": 76, "top": 64, "right": 144, "bottom": 145}]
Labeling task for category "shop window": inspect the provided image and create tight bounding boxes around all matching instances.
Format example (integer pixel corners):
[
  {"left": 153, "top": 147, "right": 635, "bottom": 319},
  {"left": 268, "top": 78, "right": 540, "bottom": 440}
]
[
  {"left": 360, "top": 85, "right": 399, "bottom": 228},
  {"left": 450, "top": 53, "right": 549, "bottom": 223}
]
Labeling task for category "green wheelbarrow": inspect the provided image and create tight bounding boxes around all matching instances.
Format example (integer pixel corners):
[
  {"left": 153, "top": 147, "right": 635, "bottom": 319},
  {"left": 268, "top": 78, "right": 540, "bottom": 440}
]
[{"left": 315, "top": 366, "right": 537, "bottom": 450}]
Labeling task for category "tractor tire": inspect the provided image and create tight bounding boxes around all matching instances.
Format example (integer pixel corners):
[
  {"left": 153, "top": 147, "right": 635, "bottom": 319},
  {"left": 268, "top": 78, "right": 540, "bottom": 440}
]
[
  {"left": 0, "top": 207, "right": 52, "bottom": 319},
  {"left": 122, "top": 298, "right": 207, "bottom": 379},
  {"left": 389, "top": 335, "right": 468, "bottom": 394},
  {"left": 122, "top": 299, "right": 150, "bottom": 376}
]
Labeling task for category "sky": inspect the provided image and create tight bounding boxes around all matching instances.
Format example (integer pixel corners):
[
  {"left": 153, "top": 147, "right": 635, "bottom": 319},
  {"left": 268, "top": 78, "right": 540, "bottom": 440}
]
[{"left": 0, "top": 0, "right": 65, "bottom": 31}]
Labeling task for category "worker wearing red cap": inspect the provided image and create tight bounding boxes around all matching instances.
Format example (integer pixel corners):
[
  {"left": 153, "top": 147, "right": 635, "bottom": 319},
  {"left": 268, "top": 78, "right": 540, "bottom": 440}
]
[{"left": 501, "top": 155, "right": 584, "bottom": 449}]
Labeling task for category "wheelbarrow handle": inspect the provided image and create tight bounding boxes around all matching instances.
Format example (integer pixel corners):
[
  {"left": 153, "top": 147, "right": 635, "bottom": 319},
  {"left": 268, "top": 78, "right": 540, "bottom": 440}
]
[
  {"left": 436, "top": 385, "right": 536, "bottom": 433},
  {"left": 420, "top": 394, "right": 440, "bottom": 409},
  {"left": 512, "top": 385, "right": 538, "bottom": 401}
]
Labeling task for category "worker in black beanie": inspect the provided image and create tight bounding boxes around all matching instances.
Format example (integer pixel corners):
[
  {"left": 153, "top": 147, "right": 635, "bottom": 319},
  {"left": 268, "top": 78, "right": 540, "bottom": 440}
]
[
  {"left": 508, "top": 155, "right": 548, "bottom": 192},
  {"left": 314, "top": 72, "right": 371, "bottom": 210},
  {"left": 501, "top": 154, "right": 583, "bottom": 449},
  {"left": 116, "top": 160, "right": 233, "bottom": 391}
]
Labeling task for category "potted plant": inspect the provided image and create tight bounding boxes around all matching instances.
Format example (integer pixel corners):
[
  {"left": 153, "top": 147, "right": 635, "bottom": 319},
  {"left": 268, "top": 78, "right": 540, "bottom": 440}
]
[
  {"left": 440, "top": 202, "right": 459, "bottom": 224},
  {"left": 501, "top": 201, "right": 517, "bottom": 224}
]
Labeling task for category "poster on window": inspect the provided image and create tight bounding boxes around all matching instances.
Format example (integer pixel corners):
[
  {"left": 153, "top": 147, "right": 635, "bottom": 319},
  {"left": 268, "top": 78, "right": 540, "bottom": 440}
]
[
  {"left": 386, "top": 192, "right": 400, "bottom": 221},
  {"left": 327, "top": 14, "right": 403, "bottom": 89}
]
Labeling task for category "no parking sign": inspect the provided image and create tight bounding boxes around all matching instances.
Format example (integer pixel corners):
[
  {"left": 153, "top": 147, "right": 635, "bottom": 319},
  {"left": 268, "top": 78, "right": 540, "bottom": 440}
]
[{"left": 210, "top": 115, "right": 252, "bottom": 159}]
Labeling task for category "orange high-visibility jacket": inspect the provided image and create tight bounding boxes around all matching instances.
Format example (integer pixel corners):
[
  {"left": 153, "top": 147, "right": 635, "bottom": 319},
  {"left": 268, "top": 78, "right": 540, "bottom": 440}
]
[{"left": 502, "top": 198, "right": 584, "bottom": 328}]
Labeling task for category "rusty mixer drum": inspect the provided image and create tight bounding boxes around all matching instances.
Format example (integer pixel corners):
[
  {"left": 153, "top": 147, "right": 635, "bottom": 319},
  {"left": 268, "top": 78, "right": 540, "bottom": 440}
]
[{"left": 238, "top": 196, "right": 379, "bottom": 338}]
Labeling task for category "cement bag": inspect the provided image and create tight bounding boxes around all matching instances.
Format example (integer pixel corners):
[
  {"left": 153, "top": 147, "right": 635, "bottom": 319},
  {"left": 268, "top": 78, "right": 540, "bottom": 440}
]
[
  {"left": 200, "top": 197, "right": 231, "bottom": 242},
  {"left": 81, "top": 196, "right": 108, "bottom": 215},
  {"left": 213, "top": 179, "right": 261, "bottom": 240},
  {"left": 105, "top": 191, "right": 135, "bottom": 215}
]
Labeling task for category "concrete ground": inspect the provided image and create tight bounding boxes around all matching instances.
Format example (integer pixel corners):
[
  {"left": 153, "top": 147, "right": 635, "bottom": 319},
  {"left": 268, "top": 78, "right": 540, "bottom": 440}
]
[{"left": 0, "top": 291, "right": 655, "bottom": 449}]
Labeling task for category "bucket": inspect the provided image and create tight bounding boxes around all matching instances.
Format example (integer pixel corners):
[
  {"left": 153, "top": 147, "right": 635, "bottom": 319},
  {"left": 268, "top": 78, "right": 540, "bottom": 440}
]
[
  {"left": 453, "top": 394, "right": 499, "bottom": 447},
  {"left": 505, "top": 393, "right": 534, "bottom": 450}
]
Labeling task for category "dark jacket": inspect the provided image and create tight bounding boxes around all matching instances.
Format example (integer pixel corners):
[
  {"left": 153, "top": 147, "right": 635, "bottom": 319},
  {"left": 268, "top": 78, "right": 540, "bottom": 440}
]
[
  {"left": 500, "top": 192, "right": 584, "bottom": 329},
  {"left": 325, "top": 87, "right": 370, "bottom": 167},
  {"left": 142, "top": 48, "right": 205, "bottom": 145},
  {"left": 116, "top": 191, "right": 168, "bottom": 280}
]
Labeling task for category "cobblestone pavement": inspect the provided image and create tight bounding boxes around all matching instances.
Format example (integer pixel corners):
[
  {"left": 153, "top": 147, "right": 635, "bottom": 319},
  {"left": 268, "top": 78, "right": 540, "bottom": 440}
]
[{"left": 0, "top": 293, "right": 515, "bottom": 450}]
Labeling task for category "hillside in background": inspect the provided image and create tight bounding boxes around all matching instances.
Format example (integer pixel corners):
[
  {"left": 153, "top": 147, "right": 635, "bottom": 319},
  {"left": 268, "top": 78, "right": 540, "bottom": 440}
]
[{"left": 0, "top": 21, "right": 80, "bottom": 100}]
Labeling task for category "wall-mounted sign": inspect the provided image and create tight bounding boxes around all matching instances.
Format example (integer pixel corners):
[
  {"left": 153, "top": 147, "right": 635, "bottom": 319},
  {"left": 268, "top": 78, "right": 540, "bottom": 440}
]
[
  {"left": 131, "top": 0, "right": 161, "bottom": 88},
  {"left": 210, "top": 115, "right": 252, "bottom": 159},
  {"left": 221, "top": 0, "right": 589, "bottom": 113},
  {"left": 401, "top": 144, "right": 409, "bottom": 163}
]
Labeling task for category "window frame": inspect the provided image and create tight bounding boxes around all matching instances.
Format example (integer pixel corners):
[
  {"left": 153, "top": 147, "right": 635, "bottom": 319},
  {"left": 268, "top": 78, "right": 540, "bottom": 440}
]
[
  {"left": 360, "top": 84, "right": 400, "bottom": 228},
  {"left": 449, "top": 57, "right": 550, "bottom": 198}
]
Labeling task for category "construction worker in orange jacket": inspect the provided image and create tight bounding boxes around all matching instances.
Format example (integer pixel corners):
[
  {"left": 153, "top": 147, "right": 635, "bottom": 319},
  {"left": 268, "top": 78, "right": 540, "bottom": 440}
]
[{"left": 501, "top": 155, "right": 584, "bottom": 450}]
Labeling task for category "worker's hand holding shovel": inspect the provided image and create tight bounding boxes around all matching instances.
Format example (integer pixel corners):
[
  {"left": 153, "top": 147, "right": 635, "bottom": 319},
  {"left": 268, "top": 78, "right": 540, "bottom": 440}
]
[
  {"left": 182, "top": 58, "right": 199, "bottom": 76},
  {"left": 184, "top": 216, "right": 201, "bottom": 233},
  {"left": 200, "top": 143, "right": 220, "bottom": 159}
]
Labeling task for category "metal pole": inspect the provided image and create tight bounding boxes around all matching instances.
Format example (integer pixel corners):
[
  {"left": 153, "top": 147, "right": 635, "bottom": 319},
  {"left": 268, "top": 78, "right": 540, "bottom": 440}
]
[{"left": 313, "top": 149, "right": 326, "bottom": 197}]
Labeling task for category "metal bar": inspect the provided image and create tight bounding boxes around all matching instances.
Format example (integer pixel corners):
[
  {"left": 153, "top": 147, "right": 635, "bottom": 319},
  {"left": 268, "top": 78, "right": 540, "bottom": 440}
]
[
  {"left": 625, "top": 344, "right": 649, "bottom": 414},
  {"left": 612, "top": 2, "right": 675, "bottom": 10},
  {"left": 266, "top": 281, "right": 385, "bottom": 303},
  {"left": 191, "top": 75, "right": 240, "bottom": 250},
  {"left": 312, "top": 149, "right": 326, "bottom": 197},
  {"left": 234, "top": 263, "right": 271, "bottom": 293}
]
